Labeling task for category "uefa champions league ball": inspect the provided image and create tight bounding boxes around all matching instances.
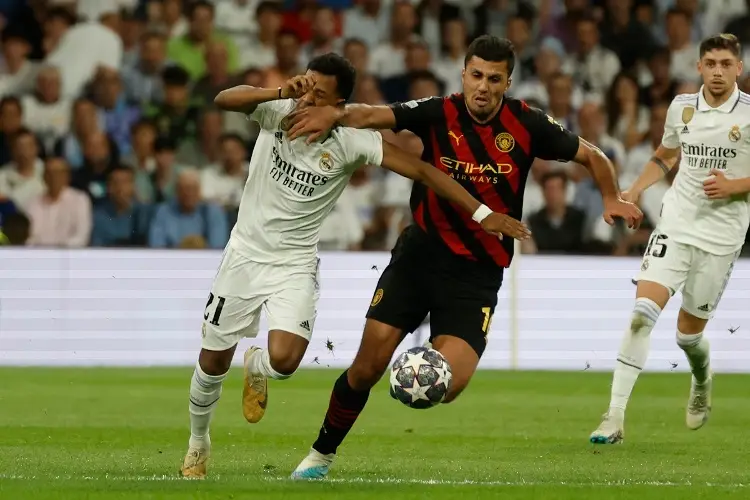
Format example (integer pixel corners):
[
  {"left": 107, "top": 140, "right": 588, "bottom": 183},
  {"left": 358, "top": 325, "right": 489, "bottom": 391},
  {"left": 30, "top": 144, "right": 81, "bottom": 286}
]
[{"left": 389, "top": 346, "right": 453, "bottom": 409}]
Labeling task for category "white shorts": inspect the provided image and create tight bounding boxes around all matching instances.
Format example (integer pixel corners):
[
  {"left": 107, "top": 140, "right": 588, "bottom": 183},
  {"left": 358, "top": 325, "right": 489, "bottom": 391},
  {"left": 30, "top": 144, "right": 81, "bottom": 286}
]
[
  {"left": 636, "top": 230, "right": 740, "bottom": 319},
  {"left": 201, "top": 246, "right": 320, "bottom": 351}
]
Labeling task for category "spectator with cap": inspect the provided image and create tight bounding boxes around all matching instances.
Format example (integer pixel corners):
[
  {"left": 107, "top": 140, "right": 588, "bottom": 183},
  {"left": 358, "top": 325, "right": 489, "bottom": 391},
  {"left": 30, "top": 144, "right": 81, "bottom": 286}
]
[
  {"left": 26, "top": 156, "right": 92, "bottom": 247},
  {"left": 167, "top": 0, "right": 239, "bottom": 81},
  {"left": 91, "top": 165, "right": 151, "bottom": 246},
  {"left": 148, "top": 167, "right": 228, "bottom": 249}
]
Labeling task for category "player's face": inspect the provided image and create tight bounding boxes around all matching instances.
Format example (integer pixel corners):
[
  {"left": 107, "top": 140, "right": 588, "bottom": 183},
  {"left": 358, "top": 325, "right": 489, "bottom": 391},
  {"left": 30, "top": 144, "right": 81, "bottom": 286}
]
[
  {"left": 296, "top": 70, "right": 344, "bottom": 110},
  {"left": 462, "top": 56, "right": 511, "bottom": 121},
  {"left": 698, "top": 49, "right": 742, "bottom": 98}
]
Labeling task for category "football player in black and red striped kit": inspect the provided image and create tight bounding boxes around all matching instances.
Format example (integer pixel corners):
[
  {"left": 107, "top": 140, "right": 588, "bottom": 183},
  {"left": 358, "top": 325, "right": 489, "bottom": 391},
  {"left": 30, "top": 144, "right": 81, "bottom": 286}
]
[{"left": 288, "top": 35, "right": 643, "bottom": 479}]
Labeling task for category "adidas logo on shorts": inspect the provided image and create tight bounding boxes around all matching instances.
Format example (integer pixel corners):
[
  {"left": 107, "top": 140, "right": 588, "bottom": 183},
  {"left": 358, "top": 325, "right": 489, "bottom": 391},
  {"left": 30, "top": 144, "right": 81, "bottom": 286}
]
[
  {"left": 697, "top": 303, "right": 711, "bottom": 312},
  {"left": 299, "top": 320, "right": 311, "bottom": 331}
]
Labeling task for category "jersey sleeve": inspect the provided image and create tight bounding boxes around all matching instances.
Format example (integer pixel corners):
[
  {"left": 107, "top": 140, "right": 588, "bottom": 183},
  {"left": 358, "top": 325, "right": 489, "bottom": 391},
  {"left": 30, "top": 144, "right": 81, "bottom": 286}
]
[
  {"left": 661, "top": 98, "right": 683, "bottom": 149},
  {"left": 341, "top": 128, "right": 384, "bottom": 171},
  {"left": 247, "top": 99, "right": 296, "bottom": 131},
  {"left": 388, "top": 96, "right": 444, "bottom": 135},
  {"left": 524, "top": 104, "right": 580, "bottom": 162}
]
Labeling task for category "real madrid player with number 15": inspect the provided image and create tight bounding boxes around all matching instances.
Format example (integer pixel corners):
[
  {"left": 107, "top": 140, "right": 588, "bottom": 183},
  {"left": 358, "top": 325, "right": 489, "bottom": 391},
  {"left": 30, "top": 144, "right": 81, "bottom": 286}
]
[
  {"left": 180, "top": 53, "right": 524, "bottom": 478},
  {"left": 591, "top": 34, "right": 750, "bottom": 445}
]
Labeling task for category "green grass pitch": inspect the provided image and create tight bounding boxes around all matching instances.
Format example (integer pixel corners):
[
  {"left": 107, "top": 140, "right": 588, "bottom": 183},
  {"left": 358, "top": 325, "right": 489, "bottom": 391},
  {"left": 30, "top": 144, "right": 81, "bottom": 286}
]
[{"left": 0, "top": 368, "right": 748, "bottom": 499}]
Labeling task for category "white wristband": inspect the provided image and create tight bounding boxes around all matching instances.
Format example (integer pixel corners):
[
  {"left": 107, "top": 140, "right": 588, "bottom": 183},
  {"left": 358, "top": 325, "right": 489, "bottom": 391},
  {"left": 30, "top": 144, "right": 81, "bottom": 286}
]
[{"left": 471, "top": 204, "right": 493, "bottom": 223}]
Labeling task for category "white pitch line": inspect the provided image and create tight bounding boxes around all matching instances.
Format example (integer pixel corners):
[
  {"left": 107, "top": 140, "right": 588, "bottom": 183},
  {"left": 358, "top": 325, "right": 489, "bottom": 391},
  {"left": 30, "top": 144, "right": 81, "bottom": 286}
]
[{"left": 0, "top": 474, "right": 746, "bottom": 488}]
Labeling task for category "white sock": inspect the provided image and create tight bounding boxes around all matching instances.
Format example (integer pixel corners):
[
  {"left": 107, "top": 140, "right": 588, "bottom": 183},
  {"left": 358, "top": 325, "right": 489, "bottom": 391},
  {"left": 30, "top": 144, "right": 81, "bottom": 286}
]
[
  {"left": 247, "top": 348, "right": 292, "bottom": 380},
  {"left": 676, "top": 331, "right": 711, "bottom": 384},
  {"left": 188, "top": 362, "right": 226, "bottom": 449},
  {"left": 608, "top": 298, "right": 661, "bottom": 420}
]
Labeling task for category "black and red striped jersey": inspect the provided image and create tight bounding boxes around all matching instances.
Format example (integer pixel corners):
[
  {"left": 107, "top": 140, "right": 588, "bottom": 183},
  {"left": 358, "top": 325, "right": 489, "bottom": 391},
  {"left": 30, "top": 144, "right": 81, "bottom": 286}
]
[{"left": 389, "top": 94, "right": 580, "bottom": 268}]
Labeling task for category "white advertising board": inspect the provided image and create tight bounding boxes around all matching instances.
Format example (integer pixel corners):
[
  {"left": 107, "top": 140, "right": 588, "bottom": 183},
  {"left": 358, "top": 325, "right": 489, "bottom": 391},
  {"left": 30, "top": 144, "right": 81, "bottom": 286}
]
[{"left": 1, "top": 249, "right": 749, "bottom": 372}]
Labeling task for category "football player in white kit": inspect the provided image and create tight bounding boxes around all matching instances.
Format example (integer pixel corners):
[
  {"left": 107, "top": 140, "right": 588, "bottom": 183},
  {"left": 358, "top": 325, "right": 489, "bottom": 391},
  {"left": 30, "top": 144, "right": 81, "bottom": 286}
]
[
  {"left": 591, "top": 34, "right": 750, "bottom": 444},
  {"left": 180, "top": 53, "right": 530, "bottom": 477}
]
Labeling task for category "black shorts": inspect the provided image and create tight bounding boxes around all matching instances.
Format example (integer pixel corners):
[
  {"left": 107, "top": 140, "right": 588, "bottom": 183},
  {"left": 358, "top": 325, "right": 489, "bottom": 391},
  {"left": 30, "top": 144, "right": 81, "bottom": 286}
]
[{"left": 365, "top": 225, "right": 504, "bottom": 357}]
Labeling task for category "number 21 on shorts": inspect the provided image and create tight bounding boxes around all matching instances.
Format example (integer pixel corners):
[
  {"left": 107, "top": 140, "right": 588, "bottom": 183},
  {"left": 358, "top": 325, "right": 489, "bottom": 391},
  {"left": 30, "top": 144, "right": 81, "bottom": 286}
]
[{"left": 481, "top": 306, "right": 493, "bottom": 335}]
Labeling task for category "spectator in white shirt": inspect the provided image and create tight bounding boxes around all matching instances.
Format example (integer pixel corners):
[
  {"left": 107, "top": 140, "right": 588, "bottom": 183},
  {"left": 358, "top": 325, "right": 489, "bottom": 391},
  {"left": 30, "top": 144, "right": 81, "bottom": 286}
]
[
  {"left": 300, "top": 5, "right": 344, "bottom": 68},
  {"left": 432, "top": 17, "right": 468, "bottom": 96},
  {"left": 620, "top": 101, "right": 672, "bottom": 226},
  {"left": 0, "top": 128, "right": 45, "bottom": 213},
  {"left": 215, "top": 0, "right": 259, "bottom": 55},
  {"left": 369, "top": 2, "right": 418, "bottom": 79},
  {"left": 45, "top": 9, "right": 124, "bottom": 98},
  {"left": 243, "top": 1, "right": 284, "bottom": 71},
  {"left": 343, "top": 38, "right": 370, "bottom": 76},
  {"left": 0, "top": 30, "right": 39, "bottom": 98},
  {"left": 564, "top": 15, "right": 620, "bottom": 100},
  {"left": 318, "top": 187, "right": 365, "bottom": 251},
  {"left": 666, "top": 8, "right": 699, "bottom": 83},
  {"left": 200, "top": 133, "right": 247, "bottom": 211},
  {"left": 21, "top": 66, "right": 72, "bottom": 154},
  {"left": 151, "top": 0, "right": 189, "bottom": 39},
  {"left": 342, "top": 0, "right": 389, "bottom": 49},
  {"left": 26, "top": 157, "right": 92, "bottom": 247},
  {"left": 605, "top": 71, "right": 650, "bottom": 151}
]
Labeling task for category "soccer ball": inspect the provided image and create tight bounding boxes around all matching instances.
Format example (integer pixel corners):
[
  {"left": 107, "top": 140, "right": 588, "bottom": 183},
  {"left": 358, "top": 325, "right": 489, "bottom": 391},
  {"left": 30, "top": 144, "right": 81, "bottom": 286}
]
[{"left": 389, "top": 346, "right": 452, "bottom": 409}]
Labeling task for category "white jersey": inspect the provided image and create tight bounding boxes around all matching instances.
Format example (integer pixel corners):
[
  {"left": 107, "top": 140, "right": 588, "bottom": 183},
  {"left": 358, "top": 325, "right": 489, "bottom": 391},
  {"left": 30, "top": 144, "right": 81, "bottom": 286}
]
[
  {"left": 658, "top": 85, "right": 750, "bottom": 255},
  {"left": 228, "top": 99, "right": 384, "bottom": 267}
]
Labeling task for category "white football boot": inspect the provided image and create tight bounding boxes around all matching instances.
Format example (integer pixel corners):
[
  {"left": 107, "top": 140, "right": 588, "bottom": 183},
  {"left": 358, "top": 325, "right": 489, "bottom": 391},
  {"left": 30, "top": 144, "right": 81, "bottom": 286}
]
[
  {"left": 291, "top": 448, "right": 335, "bottom": 480},
  {"left": 686, "top": 374, "right": 712, "bottom": 430},
  {"left": 589, "top": 412, "right": 624, "bottom": 444}
]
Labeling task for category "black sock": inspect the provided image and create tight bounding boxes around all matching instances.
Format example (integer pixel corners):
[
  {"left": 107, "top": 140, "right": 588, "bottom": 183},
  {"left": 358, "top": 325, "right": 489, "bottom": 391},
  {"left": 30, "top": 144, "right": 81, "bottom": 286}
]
[{"left": 312, "top": 370, "right": 370, "bottom": 455}]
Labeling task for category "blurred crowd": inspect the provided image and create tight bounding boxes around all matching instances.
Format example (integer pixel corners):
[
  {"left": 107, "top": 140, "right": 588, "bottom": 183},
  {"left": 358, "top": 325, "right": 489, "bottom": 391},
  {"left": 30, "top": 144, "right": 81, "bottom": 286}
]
[{"left": 0, "top": 0, "right": 749, "bottom": 256}]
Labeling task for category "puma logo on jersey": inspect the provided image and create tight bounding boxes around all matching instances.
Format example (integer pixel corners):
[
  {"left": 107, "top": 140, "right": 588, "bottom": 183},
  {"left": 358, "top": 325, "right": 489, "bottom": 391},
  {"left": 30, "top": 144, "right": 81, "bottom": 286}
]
[{"left": 448, "top": 131, "right": 463, "bottom": 145}]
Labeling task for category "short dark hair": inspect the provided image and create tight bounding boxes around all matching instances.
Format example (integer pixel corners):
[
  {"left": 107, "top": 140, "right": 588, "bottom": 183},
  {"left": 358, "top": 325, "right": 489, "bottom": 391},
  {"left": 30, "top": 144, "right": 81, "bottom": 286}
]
[
  {"left": 307, "top": 53, "right": 357, "bottom": 101},
  {"left": 219, "top": 132, "right": 246, "bottom": 148},
  {"left": 0, "top": 96, "right": 22, "bottom": 113},
  {"left": 540, "top": 171, "right": 568, "bottom": 189},
  {"left": 11, "top": 127, "right": 35, "bottom": 145},
  {"left": 699, "top": 33, "right": 742, "bottom": 59},
  {"left": 108, "top": 164, "right": 135, "bottom": 180},
  {"left": 666, "top": 7, "right": 691, "bottom": 22},
  {"left": 46, "top": 7, "right": 77, "bottom": 26},
  {"left": 256, "top": 0, "right": 282, "bottom": 17},
  {"left": 154, "top": 136, "right": 176, "bottom": 152},
  {"left": 0, "top": 28, "right": 29, "bottom": 44},
  {"left": 464, "top": 35, "right": 515, "bottom": 74},
  {"left": 187, "top": 0, "right": 214, "bottom": 19},
  {"left": 161, "top": 65, "right": 191, "bottom": 87}
]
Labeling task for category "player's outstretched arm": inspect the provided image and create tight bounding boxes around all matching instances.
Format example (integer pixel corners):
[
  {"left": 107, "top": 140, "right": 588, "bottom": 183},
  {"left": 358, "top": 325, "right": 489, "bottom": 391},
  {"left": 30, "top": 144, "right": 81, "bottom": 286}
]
[
  {"left": 287, "top": 104, "right": 398, "bottom": 143},
  {"left": 379, "top": 141, "right": 531, "bottom": 241},
  {"left": 626, "top": 145, "right": 680, "bottom": 203},
  {"left": 214, "top": 75, "right": 315, "bottom": 115},
  {"left": 574, "top": 138, "right": 644, "bottom": 229}
]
